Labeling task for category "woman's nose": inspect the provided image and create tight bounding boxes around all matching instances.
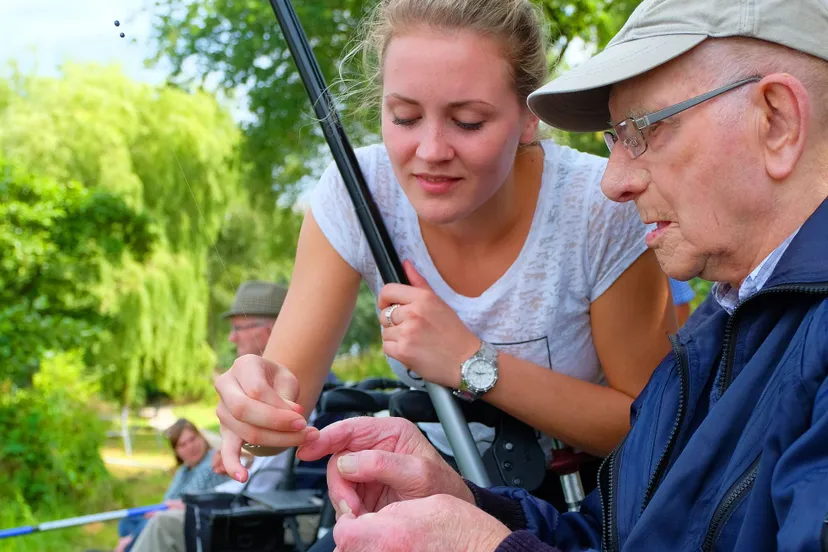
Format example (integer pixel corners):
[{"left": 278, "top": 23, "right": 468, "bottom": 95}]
[{"left": 416, "top": 123, "right": 454, "bottom": 164}]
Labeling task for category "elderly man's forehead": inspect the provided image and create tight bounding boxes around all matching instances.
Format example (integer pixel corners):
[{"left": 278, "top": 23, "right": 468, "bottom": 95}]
[{"left": 607, "top": 62, "right": 699, "bottom": 124}]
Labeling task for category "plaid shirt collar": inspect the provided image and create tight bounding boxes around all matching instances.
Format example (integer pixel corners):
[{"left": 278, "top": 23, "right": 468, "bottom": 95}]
[{"left": 712, "top": 228, "right": 800, "bottom": 315}]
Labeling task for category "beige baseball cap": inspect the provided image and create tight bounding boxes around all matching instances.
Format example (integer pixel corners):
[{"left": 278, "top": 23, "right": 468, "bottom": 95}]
[{"left": 528, "top": 0, "right": 828, "bottom": 132}]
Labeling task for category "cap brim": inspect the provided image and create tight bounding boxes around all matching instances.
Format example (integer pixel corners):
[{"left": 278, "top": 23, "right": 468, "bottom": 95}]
[
  {"left": 220, "top": 309, "right": 280, "bottom": 319},
  {"left": 528, "top": 34, "right": 708, "bottom": 132}
]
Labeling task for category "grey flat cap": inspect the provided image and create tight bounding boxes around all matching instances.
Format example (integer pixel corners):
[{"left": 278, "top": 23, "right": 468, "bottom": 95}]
[{"left": 221, "top": 281, "right": 288, "bottom": 319}]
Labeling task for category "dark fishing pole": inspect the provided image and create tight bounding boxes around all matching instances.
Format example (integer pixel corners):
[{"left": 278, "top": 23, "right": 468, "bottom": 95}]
[{"left": 266, "top": 0, "right": 491, "bottom": 487}]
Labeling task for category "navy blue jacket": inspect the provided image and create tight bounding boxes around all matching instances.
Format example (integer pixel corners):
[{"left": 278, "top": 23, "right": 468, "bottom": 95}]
[{"left": 473, "top": 198, "right": 828, "bottom": 552}]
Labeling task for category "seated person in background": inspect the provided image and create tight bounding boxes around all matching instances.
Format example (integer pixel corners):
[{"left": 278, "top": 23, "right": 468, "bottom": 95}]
[{"left": 114, "top": 418, "right": 228, "bottom": 552}]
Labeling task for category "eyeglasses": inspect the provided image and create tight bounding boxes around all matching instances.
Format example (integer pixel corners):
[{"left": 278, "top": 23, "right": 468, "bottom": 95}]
[
  {"left": 604, "top": 76, "right": 762, "bottom": 160},
  {"left": 230, "top": 321, "right": 271, "bottom": 333}
]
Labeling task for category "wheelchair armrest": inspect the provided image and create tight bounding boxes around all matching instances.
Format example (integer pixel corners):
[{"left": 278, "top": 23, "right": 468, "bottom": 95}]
[
  {"left": 319, "top": 388, "right": 394, "bottom": 414},
  {"left": 388, "top": 389, "right": 501, "bottom": 426},
  {"left": 354, "top": 378, "right": 409, "bottom": 391}
]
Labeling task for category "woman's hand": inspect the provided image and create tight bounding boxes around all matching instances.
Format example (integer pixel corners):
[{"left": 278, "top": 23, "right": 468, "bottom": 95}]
[
  {"left": 297, "top": 416, "right": 473, "bottom": 517},
  {"left": 378, "top": 260, "right": 480, "bottom": 388},
  {"left": 214, "top": 354, "right": 320, "bottom": 481}
]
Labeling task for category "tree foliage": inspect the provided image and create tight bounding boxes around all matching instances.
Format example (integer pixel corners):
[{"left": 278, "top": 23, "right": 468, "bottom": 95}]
[
  {"left": 0, "top": 157, "right": 155, "bottom": 387},
  {"left": 0, "top": 64, "right": 244, "bottom": 404}
]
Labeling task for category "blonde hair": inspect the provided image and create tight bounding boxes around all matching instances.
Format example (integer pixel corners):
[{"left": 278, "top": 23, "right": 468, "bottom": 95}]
[{"left": 340, "top": 0, "right": 549, "bottom": 121}]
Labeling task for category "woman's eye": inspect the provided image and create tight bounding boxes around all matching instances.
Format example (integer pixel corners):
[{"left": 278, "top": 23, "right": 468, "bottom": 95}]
[
  {"left": 392, "top": 116, "right": 418, "bottom": 127},
  {"left": 454, "top": 120, "right": 484, "bottom": 131}
]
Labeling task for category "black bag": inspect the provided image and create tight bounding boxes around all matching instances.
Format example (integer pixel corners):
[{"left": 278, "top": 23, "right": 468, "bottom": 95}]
[{"left": 182, "top": 492, "right": 286, "bottom": 552}]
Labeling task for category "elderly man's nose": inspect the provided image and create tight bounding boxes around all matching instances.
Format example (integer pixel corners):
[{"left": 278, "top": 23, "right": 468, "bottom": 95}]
[{"left": 601, "top": 156, "right": 650, "bottom": 203}]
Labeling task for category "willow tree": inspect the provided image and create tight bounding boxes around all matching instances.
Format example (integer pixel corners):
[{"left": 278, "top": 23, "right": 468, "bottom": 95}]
[{"left": 0, "top": 64, "right": 243, "bottom": 405}]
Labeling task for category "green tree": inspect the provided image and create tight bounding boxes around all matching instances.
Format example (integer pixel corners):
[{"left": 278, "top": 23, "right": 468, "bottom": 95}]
[
  {"left": 0, "top": 158, "right": 155, "bottom": 387},
  {"left": 0, "top": 64, "right": 245, "bottom": 405}
]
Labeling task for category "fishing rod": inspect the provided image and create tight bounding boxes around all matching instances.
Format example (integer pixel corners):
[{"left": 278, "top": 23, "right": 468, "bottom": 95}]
[
  {"left": 0, "top": 504, "right": 168, "bottom": 540},
  {"left": 265, "top": 0, "right": 491, "bottom": 487}
]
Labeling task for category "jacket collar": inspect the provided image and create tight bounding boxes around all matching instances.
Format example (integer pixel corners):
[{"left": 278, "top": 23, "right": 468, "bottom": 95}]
[{"left": 766, "top": 196, "right": 828, "bottom": 288}]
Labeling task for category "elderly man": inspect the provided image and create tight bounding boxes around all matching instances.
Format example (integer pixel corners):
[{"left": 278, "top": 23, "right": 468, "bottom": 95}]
[
  {"left": 224, "top": 280, "right": 287, "bottom": 357},
  {"left": 296, "top": 0, "right": 828, "bottom": 550}
]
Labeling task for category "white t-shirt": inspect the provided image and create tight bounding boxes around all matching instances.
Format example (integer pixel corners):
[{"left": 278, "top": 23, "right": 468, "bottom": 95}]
[{"left": 310, "top": 140, "right": 649, "bottom": 457}]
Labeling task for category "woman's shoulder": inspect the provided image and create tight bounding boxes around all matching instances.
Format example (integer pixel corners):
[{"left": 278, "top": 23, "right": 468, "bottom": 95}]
[{"left": 539, "top": 139, "right": 609, "bottom": 173}]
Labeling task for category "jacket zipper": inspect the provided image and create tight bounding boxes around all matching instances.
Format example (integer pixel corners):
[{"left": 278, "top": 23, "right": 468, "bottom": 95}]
[
  {"left": 700, "top": 454, "right": 761, "bottom": 552},
  {"left": 717, "top": 283, "right": 828, "bottom": 397},
  {"left": 599, "top": 439, "right": 624, "bottom": 552},
  {"left": 640, "top": 335, "right": 689, "bottom": 514}
]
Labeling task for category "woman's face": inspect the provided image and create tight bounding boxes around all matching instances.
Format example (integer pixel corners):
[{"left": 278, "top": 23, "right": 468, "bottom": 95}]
[
  {"left": 175, "top": 428, "right": 207, "bottom": 467},
  {"left": 381, "top": 29, "right": 538, "bottom": 225}
]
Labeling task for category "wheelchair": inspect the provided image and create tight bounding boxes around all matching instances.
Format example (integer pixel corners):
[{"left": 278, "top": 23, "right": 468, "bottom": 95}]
[
  {"left": 181, "top": 378, "right": 599, "bottom": 551},
  {"left": 181, "top": 378, "right": 409, "bottom": 552}
]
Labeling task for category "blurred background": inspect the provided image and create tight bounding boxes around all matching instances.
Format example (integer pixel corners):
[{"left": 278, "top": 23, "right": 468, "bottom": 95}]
[{"left": 0, "top": 1, "right": 711, "bottom": 549}]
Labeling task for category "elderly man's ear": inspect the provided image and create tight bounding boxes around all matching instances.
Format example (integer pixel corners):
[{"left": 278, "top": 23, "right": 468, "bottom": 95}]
[{"left": 755, "top": 74, "right": 811, "bottom": 180}]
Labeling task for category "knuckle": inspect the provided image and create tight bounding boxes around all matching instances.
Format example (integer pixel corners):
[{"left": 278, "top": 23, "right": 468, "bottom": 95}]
[
  {"left": 243, "top": 427, "right": 262, "bottom": 445},
  {"left": 246, "top": 380, "right": 269, "bottom": 401},
  {"left": 227, "top": 400, "right": 247, "bottom": 421}
]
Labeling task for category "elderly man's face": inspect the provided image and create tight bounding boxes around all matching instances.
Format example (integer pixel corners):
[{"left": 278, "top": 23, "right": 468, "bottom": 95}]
[
  {"left": 228, "top": 316, "right": 275, "bottom": 357},
  {"left": 601, "top": 59, "right": 762, "bottom": 283}
]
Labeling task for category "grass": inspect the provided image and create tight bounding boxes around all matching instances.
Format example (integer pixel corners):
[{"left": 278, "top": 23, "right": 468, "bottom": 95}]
[
  {"left": 0, "top": 433, "right": 172, "bottom": 552},
  {"left": 0, "top": 398, "right": 223, "bottom": 552}
]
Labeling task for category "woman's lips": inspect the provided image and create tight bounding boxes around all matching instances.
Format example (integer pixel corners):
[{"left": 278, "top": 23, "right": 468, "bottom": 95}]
[{"left": 415, "top": 175, "right": 460, "bottom": 195}]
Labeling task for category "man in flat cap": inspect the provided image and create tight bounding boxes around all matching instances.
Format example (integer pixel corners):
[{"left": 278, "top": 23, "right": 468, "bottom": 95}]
[
  {"left": 292, "top": 0, "right": 828, "bottom": 550},
  {"left": 222, "top": 280, "right": 288, "bottom": 358}
]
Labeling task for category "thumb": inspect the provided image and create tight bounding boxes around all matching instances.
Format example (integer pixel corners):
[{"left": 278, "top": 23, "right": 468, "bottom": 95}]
[
  {"left": 336, "top": 449, "right": 429, "bottom": 491},
  {"left": 403, "top": 260, "right": 431, "bottom": 290}
]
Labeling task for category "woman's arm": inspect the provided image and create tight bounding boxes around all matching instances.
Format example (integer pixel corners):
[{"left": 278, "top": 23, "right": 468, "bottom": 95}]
[
  {"left": 263, "top": 211, "right": 363, "bottom": 419},
  {"left": 483, "top": 250, "right": 674, "bottom": 456}
]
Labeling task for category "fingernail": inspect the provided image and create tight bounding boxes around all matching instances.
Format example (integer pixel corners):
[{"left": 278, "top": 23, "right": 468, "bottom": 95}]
[
  {"left": 337, "top": 454, "right": 358, "bottom": 474},
  {"left": 291, "top": 418, "right": 307, "bottom": 430},
  {"left": 338, "top": 500, "right": 352, "bottom": 515},
  {"left": 234, "top": 472, "right": 244, "bottom": 482}
]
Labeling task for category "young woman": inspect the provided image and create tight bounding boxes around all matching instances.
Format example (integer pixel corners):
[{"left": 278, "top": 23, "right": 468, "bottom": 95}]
[{"left": 213, "top": 0, "right": 683, "bottom": 495}]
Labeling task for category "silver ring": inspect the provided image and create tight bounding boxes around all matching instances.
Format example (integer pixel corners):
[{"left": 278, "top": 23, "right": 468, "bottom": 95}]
[{"left": 384, "top": 304, "right": 401, "bottom": 327}]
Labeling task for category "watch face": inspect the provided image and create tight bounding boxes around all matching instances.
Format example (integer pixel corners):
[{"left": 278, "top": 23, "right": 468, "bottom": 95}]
[{"left": 465, "top": 359, "right": 496, "bottom": 391}]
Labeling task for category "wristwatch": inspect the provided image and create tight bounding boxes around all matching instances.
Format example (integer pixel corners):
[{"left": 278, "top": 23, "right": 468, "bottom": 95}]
[{"left": 453, "top": 341, "right": 499, "bottom": 402}]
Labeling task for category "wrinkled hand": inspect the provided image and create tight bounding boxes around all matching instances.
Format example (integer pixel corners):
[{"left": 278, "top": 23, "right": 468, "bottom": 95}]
[
  {"left": 215, "top": 354, "right": 319, "bottom": 482},
  {"left": 378, "top": 260, "right": 480, "bottom": 388},
  {"left": 297, "top": 416, "right": 472, "bottom": 517},
  {"left": 333, "top": 494, "right": 511, "bottom": 552}
]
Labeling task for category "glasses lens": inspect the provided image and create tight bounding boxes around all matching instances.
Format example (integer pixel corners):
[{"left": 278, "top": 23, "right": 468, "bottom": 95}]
[
  {"left": 616, "top": 120, "right": 646, "bottom": 159},
  {"left": 603, "top": 131, "right": 616, "bottom": 153}
]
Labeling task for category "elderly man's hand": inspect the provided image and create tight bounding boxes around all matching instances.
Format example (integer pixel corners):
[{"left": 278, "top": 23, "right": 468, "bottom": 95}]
[
  {"left": 297, "top": 417, "right": 473, "bottom": 517},
  {"left": 333, "top": 494, "right": 511, "bottom": 552}
]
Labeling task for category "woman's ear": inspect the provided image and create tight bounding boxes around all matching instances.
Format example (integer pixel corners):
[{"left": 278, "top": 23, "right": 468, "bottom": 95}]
[
  {"left": 520, "top": 111, "right": 540, "bottom": 145},
  {"left": 754, "top": 74, "right": 810, "bottom": 180}
]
